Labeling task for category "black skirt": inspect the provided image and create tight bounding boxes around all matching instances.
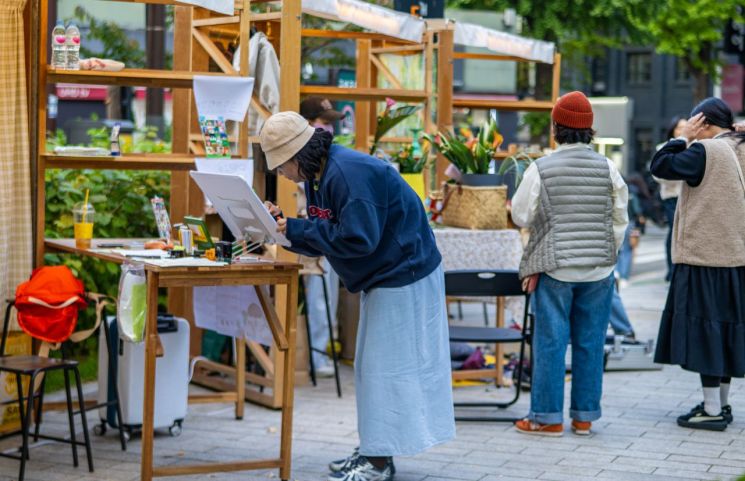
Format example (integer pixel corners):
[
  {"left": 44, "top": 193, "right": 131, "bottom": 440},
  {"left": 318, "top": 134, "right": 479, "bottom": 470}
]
[{"left": 654, "top": 264, "right": 745, "bottom": 377}]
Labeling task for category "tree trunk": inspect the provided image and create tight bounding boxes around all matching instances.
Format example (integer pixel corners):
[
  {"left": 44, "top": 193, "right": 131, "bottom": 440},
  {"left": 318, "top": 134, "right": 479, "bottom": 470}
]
[
  {"left": 535, "top": 63, "right": 554, "bottom": 100},
  {"left": 691, "top": 69, "right": 710, "bottom": 104}
]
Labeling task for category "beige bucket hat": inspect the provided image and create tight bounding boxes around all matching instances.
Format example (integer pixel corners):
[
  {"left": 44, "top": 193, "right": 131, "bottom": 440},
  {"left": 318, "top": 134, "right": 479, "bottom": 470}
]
[{"left": 260, "top": 111, "right": 315, "bottom": 170}]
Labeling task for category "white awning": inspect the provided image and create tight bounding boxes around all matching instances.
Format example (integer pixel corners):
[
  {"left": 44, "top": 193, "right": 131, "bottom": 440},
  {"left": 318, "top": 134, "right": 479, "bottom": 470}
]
[
  {"left": 302, "top": 0, "right": 426, "bottom": 43},
  {"left": 454, "top": 22, "right": 555, "bottom": 64}
]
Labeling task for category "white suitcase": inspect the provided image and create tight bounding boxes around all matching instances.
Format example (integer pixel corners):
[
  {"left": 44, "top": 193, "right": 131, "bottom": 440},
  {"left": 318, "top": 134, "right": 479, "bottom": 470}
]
[{"left": 97, "top": 315, "right": 190, "bottom": 437}]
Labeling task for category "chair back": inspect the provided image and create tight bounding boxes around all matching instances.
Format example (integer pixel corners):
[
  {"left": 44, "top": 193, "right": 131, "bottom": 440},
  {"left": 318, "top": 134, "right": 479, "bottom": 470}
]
[{"left": 444, "top": 270, "right": 525, "bottom": 298}]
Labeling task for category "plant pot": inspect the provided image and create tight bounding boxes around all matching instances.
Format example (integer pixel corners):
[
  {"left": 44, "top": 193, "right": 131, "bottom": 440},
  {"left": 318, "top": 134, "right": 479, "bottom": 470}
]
[
  {"left": 401, "top": 172, "right": 426, "bottom": 202},
  {"left": 460, "top": 173, "right": 502, "bottom": 186}
]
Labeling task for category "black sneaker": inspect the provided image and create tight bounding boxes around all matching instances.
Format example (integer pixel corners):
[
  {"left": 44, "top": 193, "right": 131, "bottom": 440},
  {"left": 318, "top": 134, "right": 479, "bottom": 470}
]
[
  {"left": 723, "top": 404, "right": 734, "bottom": 424},
  {"left": 329, "top": 449, "right": 396, "bottom": 476},
  {"left": 677, "top": 403, "right": 728, "bottom": 431},
  {"left": 328, "top": 456, "right": 394, "bottom": 481}
]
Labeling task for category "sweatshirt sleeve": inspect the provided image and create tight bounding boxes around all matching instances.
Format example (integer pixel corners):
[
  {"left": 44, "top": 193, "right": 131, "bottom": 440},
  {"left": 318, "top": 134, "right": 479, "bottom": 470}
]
[
  {"left": 510, "top": 163, "right": 541, "bottom": 228},
  {"left": 284, "top": 199, "right": 385, "bottom": 259},
  {"left": 607, "top": 160, "right": 629, "bottom": 252},
  {"left": 650, "top": 139, "right": 706, "bottom": 187}
]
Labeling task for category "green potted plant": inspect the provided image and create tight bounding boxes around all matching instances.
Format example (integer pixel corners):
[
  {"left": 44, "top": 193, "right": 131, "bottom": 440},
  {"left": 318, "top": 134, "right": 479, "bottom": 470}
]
[
  {"left": 392, "top": 143, "right": 427, "bottom": 200},
  {"left": 497, "top": 152, "right": 535, "bottom": 198},
  {"left": 423, "top": 119, "right": 504, "bottom": 186},
  {"left": 370, "top": 98, "right": 423, "bottom": 156}
]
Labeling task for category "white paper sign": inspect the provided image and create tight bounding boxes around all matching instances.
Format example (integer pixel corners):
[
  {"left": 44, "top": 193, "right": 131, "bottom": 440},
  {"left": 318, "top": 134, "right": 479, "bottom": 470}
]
[
  {"left": 193, "top": 286, "right": 273, "bottom": 346},
  {"left": 179, "top": 0, "right": 234, "bottom": 16},
  {"left": 196, "top": 158, "right": 253, "bottom": 187},
  {"left": 193, "top": 76, "right": 255, "bottom": 121}
]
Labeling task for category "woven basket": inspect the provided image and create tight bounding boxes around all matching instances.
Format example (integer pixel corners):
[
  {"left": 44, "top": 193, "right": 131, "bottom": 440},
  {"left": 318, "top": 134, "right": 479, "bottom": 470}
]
[{"left": 440, "top": 184, "right": 508, "bottom": 230}]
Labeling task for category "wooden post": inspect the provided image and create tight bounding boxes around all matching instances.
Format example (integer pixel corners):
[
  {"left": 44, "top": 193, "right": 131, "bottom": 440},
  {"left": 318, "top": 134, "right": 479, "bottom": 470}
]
[
  {"left": 34, "top": 0, "right": 49, "bottom": 267},
  {"left": 435, "top": 27, "right": 454, "bottom": 187},
  {"left": 550, "top": 53, "right": 562, "bottom": 149},
  {"left": 140, "top": 271, "right": 160, "bottom": 481},
  {"left": 272, "top": 0, "right": 302, "bottom": 409},
  {"left": 279, "top": 273, "right": 298, "bottom": 481},
  {"left": 355, "top": 39, "right": 372, "bottom": 152},
  {"left": 238, "top": 0, "right": 251, "bottom": 159},
  {"left": 423, "top": 30, "right": 436, "bottom": 193}
]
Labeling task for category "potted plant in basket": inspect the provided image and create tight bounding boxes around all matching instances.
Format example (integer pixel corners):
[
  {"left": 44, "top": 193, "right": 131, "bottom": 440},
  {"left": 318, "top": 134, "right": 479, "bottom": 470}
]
[
  {"left": 497, "top": 151, "right": 535, "bottom": 198},
  {"left": 423, "top": 119, "right": 504, "bottom": 186}
]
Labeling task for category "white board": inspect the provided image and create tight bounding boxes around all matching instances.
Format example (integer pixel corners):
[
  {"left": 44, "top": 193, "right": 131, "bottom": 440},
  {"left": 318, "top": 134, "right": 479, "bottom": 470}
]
[{"left": 189, "top": 171, "right": 290, "bottom": 247}]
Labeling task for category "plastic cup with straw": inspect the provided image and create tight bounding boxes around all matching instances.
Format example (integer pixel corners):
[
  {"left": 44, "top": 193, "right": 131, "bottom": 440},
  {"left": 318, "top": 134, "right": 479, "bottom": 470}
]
[{"left": 73, "top": 189, "right": 95, "bottom": 249}]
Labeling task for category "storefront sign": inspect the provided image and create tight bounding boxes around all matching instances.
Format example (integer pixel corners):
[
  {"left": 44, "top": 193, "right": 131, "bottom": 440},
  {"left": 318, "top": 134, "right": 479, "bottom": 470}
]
[{"left": 55, "top": 84, "right": 107, "bottom": 101}]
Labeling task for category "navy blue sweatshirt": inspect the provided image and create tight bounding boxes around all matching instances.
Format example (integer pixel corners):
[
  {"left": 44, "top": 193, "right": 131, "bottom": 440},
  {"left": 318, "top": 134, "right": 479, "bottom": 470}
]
[{"left": 284, "top": 145, "right": 441, "bottom": 293}]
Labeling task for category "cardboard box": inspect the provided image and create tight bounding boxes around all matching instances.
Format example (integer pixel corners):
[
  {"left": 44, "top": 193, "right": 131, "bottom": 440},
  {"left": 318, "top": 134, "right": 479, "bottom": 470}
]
[{"left": 0, "top": 332, "right": 32, "bottom": 434}]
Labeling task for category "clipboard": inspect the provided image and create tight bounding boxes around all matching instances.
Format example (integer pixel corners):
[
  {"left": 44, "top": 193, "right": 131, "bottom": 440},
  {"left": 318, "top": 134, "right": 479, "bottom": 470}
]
[{"left": 189, "top": 171, "right": 291, "bottom": 247}]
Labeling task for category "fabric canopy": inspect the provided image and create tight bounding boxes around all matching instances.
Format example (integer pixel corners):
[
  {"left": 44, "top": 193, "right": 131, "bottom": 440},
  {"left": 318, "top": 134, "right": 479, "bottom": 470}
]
[
  {"left": 302, "top": 0, "right": 426, "bottom": 43},
  {"left": 454, "top": 22, "right": 555, "bottom": 64}
]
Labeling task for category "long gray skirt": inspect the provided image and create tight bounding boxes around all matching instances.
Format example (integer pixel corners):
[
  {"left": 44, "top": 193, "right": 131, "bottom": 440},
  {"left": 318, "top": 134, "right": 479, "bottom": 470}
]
[{"left": 355, "top": 264, "right": 455, "bottom": 456}]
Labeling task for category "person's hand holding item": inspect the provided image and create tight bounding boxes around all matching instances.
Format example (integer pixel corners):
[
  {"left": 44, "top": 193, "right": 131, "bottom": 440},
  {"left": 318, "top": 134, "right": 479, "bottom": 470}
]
[
  {"left": 681, "top": 113, "right": 706, "bottom": 142},
  {"left": 735, "top": 121, "right": 745, "bottom": 133},
  {"left": 276, "top": 218, "right": 287, "bottom": 234},
  {"left": 264, "top": 201, "right": 288, "bottom": 233}
]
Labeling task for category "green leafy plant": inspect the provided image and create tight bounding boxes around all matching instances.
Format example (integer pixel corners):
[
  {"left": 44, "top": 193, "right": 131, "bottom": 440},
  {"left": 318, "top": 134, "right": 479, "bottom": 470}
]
[
  {"left": 423, "top": 119, "right": 503, "bottom": 175},
  {"left": 392, "top": 144, "right": 427, "bottom": 174},
  {"left": 71, "top": 6, "right": 146, "bottom": 67},
  {"left": 498, "top": 152, "right": 535, "bottom": 190},
  {"left": 370, "top": 99, "right": 423, "bottom": 155}
]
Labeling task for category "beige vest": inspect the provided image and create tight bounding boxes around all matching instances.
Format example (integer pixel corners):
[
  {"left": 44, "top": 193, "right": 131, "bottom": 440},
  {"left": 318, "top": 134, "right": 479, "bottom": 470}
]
[{"left": 672, "top": 137, "right": 745, "bottom": 267}]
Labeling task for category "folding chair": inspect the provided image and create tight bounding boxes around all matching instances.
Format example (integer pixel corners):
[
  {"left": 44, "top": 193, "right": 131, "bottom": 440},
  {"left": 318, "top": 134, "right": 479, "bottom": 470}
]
[{"left": 446, "top": 270, "right": 532, "bottom": 422}]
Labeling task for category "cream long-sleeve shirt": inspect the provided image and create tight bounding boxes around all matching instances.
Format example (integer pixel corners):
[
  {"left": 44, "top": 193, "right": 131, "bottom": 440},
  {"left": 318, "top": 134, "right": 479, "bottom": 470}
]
[{"left": 511, "top": 143, "right": 629, "bottom": 283}]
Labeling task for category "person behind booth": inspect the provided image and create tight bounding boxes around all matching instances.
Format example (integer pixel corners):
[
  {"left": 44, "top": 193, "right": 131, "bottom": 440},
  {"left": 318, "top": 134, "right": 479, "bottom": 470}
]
[
  {"left": 260, "top": 112, "right": 455, "bottom": 481},
  {"left": 296, "top": 96, "right": 346, "bottom": 378},
  {"left": 652, "top": 98, "right": 745, "bottom": 431},
  {"left": 511, "top": 91, "right": 629, "bottom": 437}
]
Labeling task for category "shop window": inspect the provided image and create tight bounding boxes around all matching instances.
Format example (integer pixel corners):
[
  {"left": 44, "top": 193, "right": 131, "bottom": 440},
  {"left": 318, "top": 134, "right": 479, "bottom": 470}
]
[{"left": 627, "top": 52, "right": 652, "bottom": 85}]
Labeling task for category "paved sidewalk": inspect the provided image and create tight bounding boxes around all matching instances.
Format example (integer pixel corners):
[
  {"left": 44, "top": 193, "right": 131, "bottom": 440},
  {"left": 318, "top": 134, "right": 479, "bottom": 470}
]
[{"left": 2, "top": 232, "right": 744, "bottom": 481}]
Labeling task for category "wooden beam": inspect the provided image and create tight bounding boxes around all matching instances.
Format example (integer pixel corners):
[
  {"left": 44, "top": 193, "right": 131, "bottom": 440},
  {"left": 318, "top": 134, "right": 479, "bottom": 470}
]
[
  {"left": 251, "top": 94, "right": 272, "bottom": 119},
  {"left": 301, "top": 85, "right": 426, "bottom": 103},
  {"left": 192, "top": 16, "right": 239, "bottom": 27},
  {"left": 247, "top": 340, "right": 275, "bottom": 376},
  {"left": 238, "top": 0, "right": 251, "bottom": 158},
  {"left": 453, "top": 51, "right": 553, "bottom": 64},
  {"left": 370, "top": 54, "right": 403, "bottom": 90},
  {"left": 302, "top": 28, "right": 416, "bottom": 45},
  {"left": 152, "top": 459, "right": 282, "bottom": 477},
  {"left": 435, "top": 28, "right": 454, "bottom": 187},
  {"left": 34, "top": 0, "right": 49, "bottom": 267},
  {"left": 371, "top": 44, "right": 425, "bottom": 55},
  {"left": 355, "top": 39, "right": 372, "bottom": 152},
  {"left": 46, "top": 68, "right": 236, "bottom": 88},
  {"left": 192, "top": 27, "right": 236, "bottom": 74},
  {"left": 256, "top": 285, "right": 289, "bottom": 350}
]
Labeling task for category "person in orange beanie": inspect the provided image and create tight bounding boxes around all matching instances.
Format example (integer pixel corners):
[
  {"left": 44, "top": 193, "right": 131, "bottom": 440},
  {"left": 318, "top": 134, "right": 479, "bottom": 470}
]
[{"left": 511, "top": 91, "right": 629, "bottom": 436}]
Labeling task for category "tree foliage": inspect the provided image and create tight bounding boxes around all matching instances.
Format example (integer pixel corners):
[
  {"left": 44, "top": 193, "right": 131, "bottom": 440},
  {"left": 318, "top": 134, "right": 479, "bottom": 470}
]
[
  {"left": 636, "top": 0, "right": 744, "bottom": 101},
  {"left": 71, "top": 6, "right": 146, "bottom": 67}
]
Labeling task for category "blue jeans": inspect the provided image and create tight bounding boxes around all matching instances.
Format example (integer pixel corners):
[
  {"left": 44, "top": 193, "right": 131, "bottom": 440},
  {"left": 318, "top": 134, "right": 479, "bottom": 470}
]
[
  {"left": 615, "top": 225, "right": 633, "bottom": 280},
  {"left": 530, "top": 273, "right": 615, "bottom": 425},
  {"left": 609, "top": 289, "right": 634, "bottom": 336}
]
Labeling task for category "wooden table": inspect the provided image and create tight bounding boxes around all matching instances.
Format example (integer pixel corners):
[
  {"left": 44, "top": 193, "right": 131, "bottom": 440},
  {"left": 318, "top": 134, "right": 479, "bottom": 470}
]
[{"left": 45, "top": 239, "right": 300, "bottom": 481}]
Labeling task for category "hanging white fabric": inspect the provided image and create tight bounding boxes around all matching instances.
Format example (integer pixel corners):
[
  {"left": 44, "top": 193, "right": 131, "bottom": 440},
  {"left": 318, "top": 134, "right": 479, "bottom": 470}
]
[
  {"left": 454, "top": 22, "right": 555, "bottom": 64},
  {"left": 302, "top": 0, "right": 426, "bottom": 43}
]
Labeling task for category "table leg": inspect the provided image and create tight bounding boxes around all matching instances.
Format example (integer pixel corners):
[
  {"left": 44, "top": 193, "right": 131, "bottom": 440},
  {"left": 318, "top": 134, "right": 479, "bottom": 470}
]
[
  {"left": 235, "top": 337, "right": 246, "bottom": 420},
  {"left": 279, "top": 276, "right": 298, "bottom": 481},
  {"left": 141, "top": 271, "right": 160, "bottom": 481},
  {"left": 495, "top": 297, "right": 505, "bottom": 387}
]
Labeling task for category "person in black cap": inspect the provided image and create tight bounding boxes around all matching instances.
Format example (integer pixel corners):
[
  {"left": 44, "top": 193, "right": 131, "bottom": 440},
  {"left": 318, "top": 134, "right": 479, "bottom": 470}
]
[{"left": 300, "top": 96, "right": 346, "bottom": 134}]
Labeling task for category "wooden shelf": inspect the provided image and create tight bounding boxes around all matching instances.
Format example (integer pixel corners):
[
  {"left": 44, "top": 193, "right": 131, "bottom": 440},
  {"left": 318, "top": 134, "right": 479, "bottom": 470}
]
[
  {"left": 453, "top": 96, "right": 554, "bottom": 112},
  {"left": 41, "top": 153, "right": 198, "bottom": 170},
  {"left": 493, "top": 151, "right": 544, "bottom": 159},
  {"left": 300, "top": 85, "right": 427, "bottom": 103},
  {"left": 47, "top": 67, "right": 236, "bottom": 88},
  {"left": 99, "top": 0, "right": 245, "bottom": 10}
]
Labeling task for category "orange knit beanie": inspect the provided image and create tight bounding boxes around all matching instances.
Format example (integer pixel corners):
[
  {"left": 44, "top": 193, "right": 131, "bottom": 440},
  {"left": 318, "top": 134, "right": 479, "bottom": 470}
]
[{"left": 551, "top": 91, "right": 594, "bottom": 129}]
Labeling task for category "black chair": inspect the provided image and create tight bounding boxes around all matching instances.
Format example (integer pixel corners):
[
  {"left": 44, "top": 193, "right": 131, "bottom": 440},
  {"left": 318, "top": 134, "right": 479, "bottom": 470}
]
[
  {"left": 0, "top": 301, "right": 95, "bottom": 481},
  {"left": 301, "top": 271, "right": 342, "bottom": 398},
  {"left": 446, "top": 270, "right": 532, "bottom": 422}
]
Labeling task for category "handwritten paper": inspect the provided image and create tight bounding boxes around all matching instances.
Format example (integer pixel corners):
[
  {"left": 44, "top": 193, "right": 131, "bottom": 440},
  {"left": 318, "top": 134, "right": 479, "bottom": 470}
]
[
  {"left": 179, "top": 0, "right": 234, "bottom": 16},
  {"left": 193, "top": 286, "right": 273, "bottom": 346},
  {"left": 193, "top": 76, "right": 255, "bottom": 121},
  {"left": 196, "top": 158, "right": 253, "bottom": 186}
]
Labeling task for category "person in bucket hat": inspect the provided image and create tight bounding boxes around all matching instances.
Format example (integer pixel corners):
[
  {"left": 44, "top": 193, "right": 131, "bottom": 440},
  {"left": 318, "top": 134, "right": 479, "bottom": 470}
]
[
  {"left": 511, "top": 91, "right": 629, "bottom": 437},
  {"left": 261, "top": 111, "right": 455, "bottom": 481}
]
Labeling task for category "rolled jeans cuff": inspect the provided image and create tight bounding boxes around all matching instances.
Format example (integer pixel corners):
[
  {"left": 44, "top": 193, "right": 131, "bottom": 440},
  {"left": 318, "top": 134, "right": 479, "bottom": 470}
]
[
  {"left": 570, "top": 408, "right": 602, "bottom": 422},
  {"left": 529, "top": 410, "right": 564, "bottom": 425}
]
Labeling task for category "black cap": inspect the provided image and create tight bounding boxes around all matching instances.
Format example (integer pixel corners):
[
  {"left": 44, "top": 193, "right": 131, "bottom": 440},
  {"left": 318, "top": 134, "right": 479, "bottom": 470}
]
[{"left": 300, "top": 97, "right": 346, "bottom": 122}]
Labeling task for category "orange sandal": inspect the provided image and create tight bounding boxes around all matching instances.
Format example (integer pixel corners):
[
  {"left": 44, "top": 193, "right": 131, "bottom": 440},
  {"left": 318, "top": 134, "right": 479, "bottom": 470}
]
[{"left": 514, "top": 418, "right": 563, "bottom": 437}]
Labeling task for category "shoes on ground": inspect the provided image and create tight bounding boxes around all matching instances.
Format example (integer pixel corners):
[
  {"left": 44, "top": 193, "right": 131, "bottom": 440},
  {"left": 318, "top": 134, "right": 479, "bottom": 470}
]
[
  {"left": 328, "top": 455, "right": 394, "bottom": 481},
  {"left": 677, "top": 402, "right": 728, "bottom": 431},
  {"left": 329, "top": 449, "right": 395, "bottom": 476},
  {"left": 514, "top": 418, "right": 563, "bottom": 437},
  {"left": 315, "top": 364, "right": 336, "bottom": 378},
  {"left": 571, "top": 420, "right": 592, "bottom": 436}
]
